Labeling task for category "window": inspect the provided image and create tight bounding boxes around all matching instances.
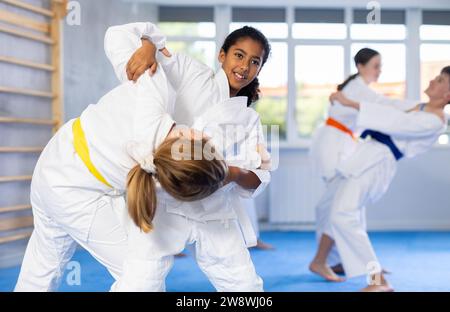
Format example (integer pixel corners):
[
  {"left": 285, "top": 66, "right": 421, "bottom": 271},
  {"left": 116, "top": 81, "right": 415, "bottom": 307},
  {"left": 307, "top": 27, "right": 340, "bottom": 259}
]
[
  {"left": 349, "top": 10, "right": 407, "bottom": 100},
  {"left": 255, "top": 42, "right": 288, "bottom": 139},
  {"left": 293, "top": 8, "right": 346, "bottom": 39},
  {"left": 158, "top": 6, "right": 215, "bottom": 37},
  {"left": 421, "top": 10, "right": 450, "bottom": 40},
  {"left": 350, "top": 24, "right": 406, "bottom": 40},
  {"left": 292, "top": 9, "right": 346, "bottom": 138},
  {"left": 293, "top": 23, "right": 346, "bottom": 40},
  {"left": 158, "top": 22, "right": 215, "bottom": 38},
  {"left": 231, "top": 7, "right": 287, "bottom": 39},
  {"left": 158, "top": 6, "right": 216, "bottom": 69},
  {"left": 351, "top": 9, "right": 406, "bottom": 40},
  {"left": 156, "top": 6, "right": 449, "bottom": 147},
  {"left": 230, "top": 22, "right": 288, "bottom": 39},
  {"left": 165, "top": 41, "right": 216, "bottom": 69},
  {"left": 295, "top": 45, "right": 344, "bottom": 137},
  {"left": 420, "top": 25, "right": 450, "bottom": 41}
]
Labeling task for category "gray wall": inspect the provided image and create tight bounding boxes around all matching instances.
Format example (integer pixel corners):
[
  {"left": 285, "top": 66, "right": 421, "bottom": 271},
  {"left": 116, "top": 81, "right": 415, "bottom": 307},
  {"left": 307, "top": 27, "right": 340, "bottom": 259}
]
[{"left": 63, "top": 0, "right": 157, "bottom": 120}]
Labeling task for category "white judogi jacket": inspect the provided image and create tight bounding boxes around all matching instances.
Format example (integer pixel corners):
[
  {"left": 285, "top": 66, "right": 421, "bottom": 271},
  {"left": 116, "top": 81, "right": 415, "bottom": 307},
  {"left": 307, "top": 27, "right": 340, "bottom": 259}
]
[
  {"left": 80, "top": 68, "right": 175, "bottom": 191},
  {"left": 28, "top": 67, "right": 175, "bottom": 242},
  {"left": 329, "top": 76, "right": 417, "bottom": 131},
  {"left": 337, "top": 102, "right": 447, "bottom": 201},
  {"left": 310, "top": 76, "right": 418, "bottom": 182},
  {"left": 104, "top": 22, "right": 270, "bottom": 228}
]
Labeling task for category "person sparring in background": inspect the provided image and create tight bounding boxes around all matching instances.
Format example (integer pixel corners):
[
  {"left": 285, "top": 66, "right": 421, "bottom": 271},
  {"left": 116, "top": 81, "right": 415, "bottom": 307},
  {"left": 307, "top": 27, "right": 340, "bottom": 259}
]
[
  {"left": 320, "top": 66, "right": 450, "bottom": 292},
  {"left": 309, "top": 48, "right": 418, "bottom": 282}
]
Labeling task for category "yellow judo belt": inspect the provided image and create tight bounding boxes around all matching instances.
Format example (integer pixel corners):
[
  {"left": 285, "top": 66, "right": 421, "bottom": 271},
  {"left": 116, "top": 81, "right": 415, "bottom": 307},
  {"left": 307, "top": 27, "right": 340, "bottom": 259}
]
[{"left": 72, "top": 118, "right": 113, "bottom": 188}]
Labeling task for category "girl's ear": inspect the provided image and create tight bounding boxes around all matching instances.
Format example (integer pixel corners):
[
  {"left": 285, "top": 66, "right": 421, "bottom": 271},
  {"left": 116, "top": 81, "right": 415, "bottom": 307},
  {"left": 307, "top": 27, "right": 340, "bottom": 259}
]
[{"left": 218, "top": 49, "right": 226, "bottom": 63}]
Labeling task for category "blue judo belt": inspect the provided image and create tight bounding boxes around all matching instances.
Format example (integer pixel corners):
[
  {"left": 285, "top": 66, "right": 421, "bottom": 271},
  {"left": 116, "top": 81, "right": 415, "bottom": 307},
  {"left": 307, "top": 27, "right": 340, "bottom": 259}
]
[{"left": 360, "top": 130, "right": 404, "bottom": 161}]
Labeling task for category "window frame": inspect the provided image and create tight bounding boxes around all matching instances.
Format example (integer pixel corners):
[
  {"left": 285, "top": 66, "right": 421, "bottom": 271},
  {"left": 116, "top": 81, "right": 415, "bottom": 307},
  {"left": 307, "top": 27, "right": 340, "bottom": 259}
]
[{"left": 156, "top": 5, "right": 450, "bottom": 149}]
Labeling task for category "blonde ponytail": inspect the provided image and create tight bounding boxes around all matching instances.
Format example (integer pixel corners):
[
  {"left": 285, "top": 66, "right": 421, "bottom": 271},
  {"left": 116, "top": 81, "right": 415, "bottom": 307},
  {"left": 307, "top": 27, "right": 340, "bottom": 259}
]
[
  {"left": 126, "top": 137, "right": 227, "bottom": 232},
  {"left": 126, "top": 164, "right": 157, "bottom": 233}
]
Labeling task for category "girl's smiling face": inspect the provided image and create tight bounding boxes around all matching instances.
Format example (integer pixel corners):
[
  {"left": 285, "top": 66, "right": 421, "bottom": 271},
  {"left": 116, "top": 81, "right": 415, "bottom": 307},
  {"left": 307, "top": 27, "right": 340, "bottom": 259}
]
[{"left": 218, "top": 37, "right": 265, "bottom": 97}]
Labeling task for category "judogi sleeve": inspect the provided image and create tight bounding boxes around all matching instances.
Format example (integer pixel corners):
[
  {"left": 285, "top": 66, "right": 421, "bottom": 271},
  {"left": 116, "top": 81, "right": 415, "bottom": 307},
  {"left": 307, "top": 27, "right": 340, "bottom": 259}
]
[
  {"left": 357, "top": 83, "right": 419, "bottom": 111},
  {"left": 357, "top": 101, "right": 444, "bottom": 139},
  {"left": 238, "top": 117, "right": 271, "bottom": 199},
  {"left": 193, "top": 98, "right": 272, "bottom": 199}
]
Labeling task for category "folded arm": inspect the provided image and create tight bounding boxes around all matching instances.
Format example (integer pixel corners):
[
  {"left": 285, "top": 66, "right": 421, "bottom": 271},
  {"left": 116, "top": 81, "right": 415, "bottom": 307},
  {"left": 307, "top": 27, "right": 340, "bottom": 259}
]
[{"left": 357, "top": 101, "right": 444, "bottom": 139}]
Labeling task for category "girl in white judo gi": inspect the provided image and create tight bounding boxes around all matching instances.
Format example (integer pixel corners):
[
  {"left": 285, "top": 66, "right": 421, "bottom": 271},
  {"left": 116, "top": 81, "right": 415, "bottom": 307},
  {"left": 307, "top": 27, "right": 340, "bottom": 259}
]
[
  {"left": 321, "top": 66, "right": 450, "bottom": 291},
  {"left": 14, "top": 64, "right": 233, "bottom": 291},
  {"left": 104, "top": 23, "right": 272, "bottom": 291},
  {"left": 309, "top": 48, "right": 418, "bottom": 281}
]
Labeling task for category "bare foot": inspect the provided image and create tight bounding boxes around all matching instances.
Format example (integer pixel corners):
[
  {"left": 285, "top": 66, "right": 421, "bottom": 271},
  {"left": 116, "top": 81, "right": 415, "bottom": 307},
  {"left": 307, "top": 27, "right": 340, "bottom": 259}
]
[
  {"left": 360, "top": 284, "right": 394, "bottom": 292},
  {"left": 254, "top": 240, "right": 274, "bottom": 250},
  {"left": 309, "top": 262, "right": 346, "bottom": 282}
]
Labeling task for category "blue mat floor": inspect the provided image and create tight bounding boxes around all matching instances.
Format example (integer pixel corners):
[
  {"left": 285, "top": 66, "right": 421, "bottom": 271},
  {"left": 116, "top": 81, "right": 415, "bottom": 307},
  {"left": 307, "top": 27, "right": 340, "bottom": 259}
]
[{"left": 1, "top": 231, "right": 450, "bottom": 292}]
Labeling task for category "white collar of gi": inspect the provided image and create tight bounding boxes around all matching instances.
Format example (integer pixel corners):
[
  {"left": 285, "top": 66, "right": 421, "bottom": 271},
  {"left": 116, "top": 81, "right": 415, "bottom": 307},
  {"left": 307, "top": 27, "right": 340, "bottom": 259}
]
[
  {"left": 214, "top": 67, "right": 231, "bottom": 101},
  {"left": 219, "top": 96, "right": 248, "bottom": 110}
]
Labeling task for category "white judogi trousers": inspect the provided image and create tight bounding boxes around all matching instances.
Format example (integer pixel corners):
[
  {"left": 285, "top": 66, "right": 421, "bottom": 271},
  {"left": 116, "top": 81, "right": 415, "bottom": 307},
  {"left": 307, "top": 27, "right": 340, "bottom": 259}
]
[
  {"left": 14, "top": 194, "right": 128, "bottom": 291},
  {"left": 111, "top": 206, "right": 263, "bottom": 292},
  {"left": 327, "top": 146, "right": 397, "bottom": 278},
  {"left": 14, "top": 120, "right": 129, "bottom": 291},
  {"left": 240, "top": 198, "right": 260, "bottom": 239},
  {"left": 315, "top": 176, "right": 366, "bottom": 267}
]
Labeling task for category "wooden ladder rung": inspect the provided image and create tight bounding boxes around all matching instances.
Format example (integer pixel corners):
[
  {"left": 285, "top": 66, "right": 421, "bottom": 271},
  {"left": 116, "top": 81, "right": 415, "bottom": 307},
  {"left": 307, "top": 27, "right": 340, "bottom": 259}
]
[
  {"left": 0, "top": 86, "right": 54, "bottom": 98},
  {"left": 0, "top": 204, "right": 31, "bottom": 213},
  {"left": 0, "top": 175, "right": 32, "bottom": 183},
  {"left": 0, "top": 146, "right": 44, "bottom": 153},
  {"left": 0, "top": 215, "right": 33, "bottom": 231},
  {"left": 0, "top": 24, "right": 54, "bottom": 44},
  {"left": 0, "top": 116, "right": 56, "bottom": 126},
  {"left": 0, "top": 9, "right": 50, "bottom": 33},
  {"left": 0, "top": 231, "right": 33, "bottom": 244},
  {"left": 0, "top": 0, "right": 54, "bottom": 17},
  {"left": 0, "top": 55, "right": 54, "bottom": 71}
]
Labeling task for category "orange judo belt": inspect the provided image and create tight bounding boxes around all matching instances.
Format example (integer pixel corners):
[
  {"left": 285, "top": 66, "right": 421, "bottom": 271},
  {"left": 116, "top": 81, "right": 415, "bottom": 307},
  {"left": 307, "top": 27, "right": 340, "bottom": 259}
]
[{"left": 325, "top": 117, "right": 355, "bottom": 139}]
